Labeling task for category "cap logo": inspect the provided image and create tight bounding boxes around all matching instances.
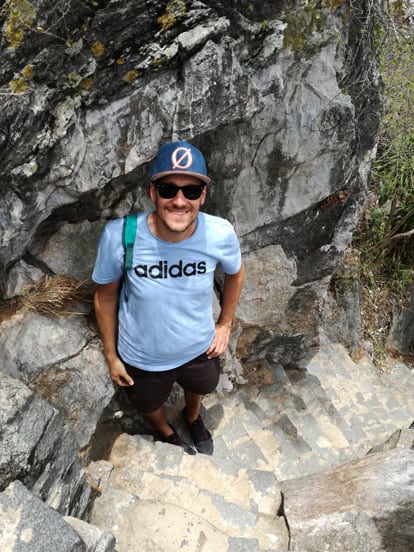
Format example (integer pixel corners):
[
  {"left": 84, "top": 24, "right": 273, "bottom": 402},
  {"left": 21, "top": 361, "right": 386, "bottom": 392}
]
[{"left": 171, "top": 147, "right": 192, "bottom": 170}]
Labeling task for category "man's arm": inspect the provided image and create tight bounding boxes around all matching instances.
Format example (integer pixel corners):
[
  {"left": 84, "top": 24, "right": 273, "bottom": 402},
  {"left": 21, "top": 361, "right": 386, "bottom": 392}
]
[
  {"left": 207, "top": 262, "right": 246, "bottom": 358},
  {"left": 94, "top": 281, "right": 134, "bottom": 387}
]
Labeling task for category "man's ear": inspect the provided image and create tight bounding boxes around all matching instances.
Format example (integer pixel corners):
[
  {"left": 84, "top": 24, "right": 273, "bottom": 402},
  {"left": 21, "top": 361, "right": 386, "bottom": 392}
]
[
  {"left": 200, "top": 185, "right": 207, "bottom": 205},
  {"left": 149, "top": 182, "right": 157, "bottom": 202}
]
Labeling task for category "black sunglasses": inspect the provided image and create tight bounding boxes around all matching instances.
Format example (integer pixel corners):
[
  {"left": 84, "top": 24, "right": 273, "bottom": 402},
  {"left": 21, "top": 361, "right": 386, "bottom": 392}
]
[{"left": 154, "top": 182, "right": 205, "bottom": 200}]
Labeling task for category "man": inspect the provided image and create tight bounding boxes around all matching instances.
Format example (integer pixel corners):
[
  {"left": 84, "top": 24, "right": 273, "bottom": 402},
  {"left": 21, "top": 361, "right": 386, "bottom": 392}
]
[{"left": 93, "top": 141, "right": 245, "bottom": 455}]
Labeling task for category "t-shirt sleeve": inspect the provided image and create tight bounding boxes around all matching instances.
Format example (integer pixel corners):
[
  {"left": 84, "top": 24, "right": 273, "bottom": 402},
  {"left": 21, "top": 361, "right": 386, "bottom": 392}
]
[
  {"left": 219, "top": 223, "right": 242, "bottom": 275},
  {"left": 92, "top": 219, "right": 124, "bottom": 283}
]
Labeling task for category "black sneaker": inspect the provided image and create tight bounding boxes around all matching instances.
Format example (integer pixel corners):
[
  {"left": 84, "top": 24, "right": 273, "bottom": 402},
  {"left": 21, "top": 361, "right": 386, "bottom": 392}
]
[
  {"left": 182, "top": 408, "right": 213, "bottom": 455},
  {"left": 161, "top": 425, "right": 196, "bottom": 455}
]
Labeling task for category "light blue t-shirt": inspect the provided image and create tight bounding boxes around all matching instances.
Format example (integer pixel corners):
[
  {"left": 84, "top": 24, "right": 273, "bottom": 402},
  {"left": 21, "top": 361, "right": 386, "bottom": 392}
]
[{"left": 92, "top": 211, "right": 242, "bottom": 371}]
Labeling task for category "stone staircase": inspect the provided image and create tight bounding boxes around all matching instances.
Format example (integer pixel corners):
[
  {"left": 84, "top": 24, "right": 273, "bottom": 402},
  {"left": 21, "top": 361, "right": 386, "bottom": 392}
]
[{"left": 87, "top": 337, "right": 414, "bottom": 551}]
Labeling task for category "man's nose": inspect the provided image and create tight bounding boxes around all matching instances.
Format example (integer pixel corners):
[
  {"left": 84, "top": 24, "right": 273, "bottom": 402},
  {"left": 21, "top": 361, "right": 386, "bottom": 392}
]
[{"left": 173, "top": 189, "right": 187, "bottom": 202}]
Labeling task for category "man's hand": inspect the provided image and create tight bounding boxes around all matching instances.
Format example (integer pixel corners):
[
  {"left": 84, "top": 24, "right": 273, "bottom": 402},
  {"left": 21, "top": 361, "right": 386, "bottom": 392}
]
[
  {"left": 107, "top": 356, "right": 134, "bottom": 387},
  {"left": 206, "top": 323, "right": 232, "bottom": 358}
]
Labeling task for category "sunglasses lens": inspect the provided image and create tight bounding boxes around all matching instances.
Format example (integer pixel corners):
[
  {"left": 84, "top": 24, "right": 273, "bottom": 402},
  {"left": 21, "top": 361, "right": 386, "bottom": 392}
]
[
  {"left": 156, "top": 184, "right": 177, "bottom": 199},
  {"left": 156, "top": 183, "right": 204, "bottom": 200},
  {"left": 183, "top": 185, "right": 204, "bottom": 199}
]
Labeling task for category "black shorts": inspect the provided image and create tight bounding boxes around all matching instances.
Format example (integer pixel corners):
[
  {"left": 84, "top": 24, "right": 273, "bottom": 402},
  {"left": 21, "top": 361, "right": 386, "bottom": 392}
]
[{"left": 123, "top": 352, "right": 220, "bottom": 413}]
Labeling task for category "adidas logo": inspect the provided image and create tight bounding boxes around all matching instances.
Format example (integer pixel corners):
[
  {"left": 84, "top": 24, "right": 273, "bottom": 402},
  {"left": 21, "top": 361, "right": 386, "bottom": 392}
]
[{"left": 134, "top": 260, "right": 207, "bottom": 279}]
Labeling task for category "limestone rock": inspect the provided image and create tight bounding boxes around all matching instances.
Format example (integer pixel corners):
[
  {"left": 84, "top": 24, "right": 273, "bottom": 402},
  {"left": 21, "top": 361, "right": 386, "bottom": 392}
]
[
  {"left": 368, "top": 427, "right": 414, "bottom": 454},
  {"left": 281, "top": 448, "right": 414, "bottom": 552},
  {"left": 0, "top": 311, "right": 114, "bottom": 447},
  {"left": 27, "top": 219, "right": 106, "bottom": 281},
  {"left": 0, "top": 311, "right": 89, "bottom": 381},
  {"left": 387, "top": 283, "right": 414, "bottom": 355},
  {"left": 0, "top": 1, "right": 388, "bottom": 547},
  {"left": 321, "top": 255, "right": 362, "bottom": 351},
  {"left": 0, "top": 481, "right": 85, "bottom": 552},
  {"left": 0, "top": 0, "right": 381, "bottom": 371},
  {"left": 63, "top": 516, "right": 116, "bottom": 552},
  {"left": 0, "top": 373, "right": 91, "bottom": 516},
  {"left": 3, "top": 259, "right": 44, "bottom": 299},
  {"left": 89, "top": 433, "right": 289, "bottom": 551}
]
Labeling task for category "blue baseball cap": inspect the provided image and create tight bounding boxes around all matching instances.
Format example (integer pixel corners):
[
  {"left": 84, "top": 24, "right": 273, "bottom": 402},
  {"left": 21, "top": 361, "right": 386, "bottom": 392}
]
[{"left": 151, "top": 141, "right": 211, "bottom": 184}]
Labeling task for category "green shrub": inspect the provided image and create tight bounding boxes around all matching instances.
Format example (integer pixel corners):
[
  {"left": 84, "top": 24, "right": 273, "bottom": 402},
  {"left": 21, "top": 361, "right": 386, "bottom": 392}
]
[
  {"left": 352, "top": 2, "right": 414, "bottom": 364},
  {"left": 355, "top": 7, "right": 414, "bottom": 287}
]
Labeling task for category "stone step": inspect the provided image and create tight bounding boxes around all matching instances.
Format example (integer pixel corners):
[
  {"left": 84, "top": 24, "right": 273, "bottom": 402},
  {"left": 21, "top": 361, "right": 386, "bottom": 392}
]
[
  {"left": 88, "top": 341, "right": 414, "bottom": 551},
  {"left": 89, "top": 433, "right": 289, "bottom": 551},
  {"left": 307, "top": 341, "right": 414, "bottom": 442},
  {"left": 192, "top": 342, "right": 413, "bottom": 481}
]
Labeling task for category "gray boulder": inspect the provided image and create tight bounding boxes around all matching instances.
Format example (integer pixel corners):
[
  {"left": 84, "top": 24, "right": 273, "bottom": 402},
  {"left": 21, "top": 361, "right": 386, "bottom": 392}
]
[
  {"left": 0, "top": 372, "right": 91, "bottom": 517},
  {"left": 64, "top": 516, "right": 116, "bottom": 552},
  {"left": 281, "top": 448, "right": 414, "bottom": 552},
  {"left": 0, "top": 481, "right": 85, "bottom": 552},
  {"left": 0, "top": 311, "right": 114, "bottom": 448}
]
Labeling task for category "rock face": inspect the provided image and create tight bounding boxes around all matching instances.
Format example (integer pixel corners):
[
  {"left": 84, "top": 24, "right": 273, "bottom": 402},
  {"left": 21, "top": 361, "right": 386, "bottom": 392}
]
[
  {"left": 388, "top": 283, "right": 414, "bottom": 355},
  {"left": 0, "top": 311, "right": 113, "bottom": 448},
  {"left": 0, "top": 372, "right": 91, "bottom": 517},
  {"left": 0, "top": 1, "right": 388, "bottom": 551},
  {"left": 0, "top": 0, "right": 381, "bottom": 373}
]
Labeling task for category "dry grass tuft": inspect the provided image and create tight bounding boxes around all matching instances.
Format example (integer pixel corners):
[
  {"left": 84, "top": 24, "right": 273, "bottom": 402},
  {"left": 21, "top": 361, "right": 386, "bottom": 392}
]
[{"left": 19, "top": 275, "right": 93, "bottom": 317}]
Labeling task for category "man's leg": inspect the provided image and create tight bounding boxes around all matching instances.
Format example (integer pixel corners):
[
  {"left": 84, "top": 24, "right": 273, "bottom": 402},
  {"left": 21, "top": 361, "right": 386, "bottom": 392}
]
[
  {"left": 183, "top": 390, "right": 203, "bottom": 421},
  {"left": 144, "top": 406, "right": 173, "bottom": 438},
  {"left": 178, "top": 353, "right": 219, "bottom": 455},
  {"left": 182, "top": 389, "right": 213, "bottom": 455},
  {"left": 123, "top": 362, "right": 196, "bottom": 454},
  {"left": 144, "top": 404, "right": 196, "bottom": 455}
]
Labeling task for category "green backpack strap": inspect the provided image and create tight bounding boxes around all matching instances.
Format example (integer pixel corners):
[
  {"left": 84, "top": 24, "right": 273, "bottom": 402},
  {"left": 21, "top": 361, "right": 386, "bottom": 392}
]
[{"left": 122, "top": 213, "right": 137, "bottom": 302}]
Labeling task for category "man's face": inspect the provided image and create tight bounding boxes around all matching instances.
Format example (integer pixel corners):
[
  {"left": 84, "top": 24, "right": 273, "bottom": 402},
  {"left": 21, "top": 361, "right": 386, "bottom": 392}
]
[{"left": 149, "top": 174, "right": 207, "bottom": 242}]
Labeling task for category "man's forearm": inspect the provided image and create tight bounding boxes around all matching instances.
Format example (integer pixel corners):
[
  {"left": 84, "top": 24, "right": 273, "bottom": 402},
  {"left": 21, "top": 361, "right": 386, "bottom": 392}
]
[
  {"left": 217, "top": 262, "right": 245, "bottom": 327},
  {"left": 94, "top": 282, "right": 121, "bottom": 362},
  {"left": 94, "top": 281, "right": 135, "bottom": 387}
]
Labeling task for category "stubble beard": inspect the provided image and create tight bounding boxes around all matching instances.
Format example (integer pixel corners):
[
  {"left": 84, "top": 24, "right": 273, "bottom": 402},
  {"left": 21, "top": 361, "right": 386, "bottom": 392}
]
[{"left": 155, "top": 209, "right": 198, "bottom": 238}]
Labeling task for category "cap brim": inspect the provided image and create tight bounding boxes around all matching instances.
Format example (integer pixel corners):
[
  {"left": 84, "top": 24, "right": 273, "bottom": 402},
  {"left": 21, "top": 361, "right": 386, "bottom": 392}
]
[{"left": 151, "top": 170, "right": 211, "bottom": 184}]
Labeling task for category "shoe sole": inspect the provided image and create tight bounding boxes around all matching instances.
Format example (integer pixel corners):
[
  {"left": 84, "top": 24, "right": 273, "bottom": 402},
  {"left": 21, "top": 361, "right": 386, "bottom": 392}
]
[{"left": 194, "top": 441, "right": 213, "bottom": 455}]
